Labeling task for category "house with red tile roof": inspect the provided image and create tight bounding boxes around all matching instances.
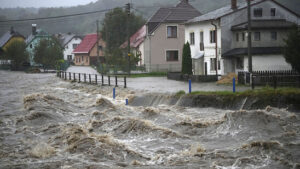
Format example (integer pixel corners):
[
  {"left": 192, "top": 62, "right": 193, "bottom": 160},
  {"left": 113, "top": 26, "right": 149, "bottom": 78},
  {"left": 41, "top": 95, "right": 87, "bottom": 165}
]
[
  {"left": 120, "top": 25, "right": 146, "bottom": 66},
  {"left": 72, "top": 33, "right": 106, "bottom": 66}
]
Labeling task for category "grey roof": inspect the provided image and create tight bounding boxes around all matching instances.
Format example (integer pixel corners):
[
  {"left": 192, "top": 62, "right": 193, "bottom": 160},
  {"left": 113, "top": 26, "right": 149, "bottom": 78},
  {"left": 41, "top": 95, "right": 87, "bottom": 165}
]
[
  {"left": 25, "top": 29, "right": 49, "bottom": 45},
  {"left": 222, "top": 47, "right": 283, "bottom": 58},
  {"left": 55, "top": 33, "right": 81, "bottom": 47},
  {"left": 147, "top": 0, "right": 201, "bottom": 34},
  {"left": 231, "top": 19, "right": 296, "bottom": 31},
  {"left": 0, "top": 31, "right": 24, "bottom": 48},
  {"left": 186, "top": 0, "right": 263, "bottom": 24}
]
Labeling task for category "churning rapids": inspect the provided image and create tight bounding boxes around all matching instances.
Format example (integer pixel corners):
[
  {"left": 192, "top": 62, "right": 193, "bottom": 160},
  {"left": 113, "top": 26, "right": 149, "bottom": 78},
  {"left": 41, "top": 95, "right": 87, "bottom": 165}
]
[{"left": 0, "top": 71, "right": 299, "bottom": 169}]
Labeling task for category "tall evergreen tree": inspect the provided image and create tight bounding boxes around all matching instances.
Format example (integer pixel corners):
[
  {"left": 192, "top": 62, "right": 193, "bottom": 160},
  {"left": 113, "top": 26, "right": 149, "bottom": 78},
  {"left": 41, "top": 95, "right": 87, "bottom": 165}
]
[
  {"left": 284, "top": 25, "right": 300, "bottom": 72},
  {"left": 181, "top": 42, "right": 192, "bottom": 75}
]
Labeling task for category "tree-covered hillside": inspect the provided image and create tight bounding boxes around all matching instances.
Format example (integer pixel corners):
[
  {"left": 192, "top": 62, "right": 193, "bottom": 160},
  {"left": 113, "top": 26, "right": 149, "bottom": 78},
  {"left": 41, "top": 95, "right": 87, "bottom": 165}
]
[{"left": 0, "top": 0, "right": 299, "bottom": 37}]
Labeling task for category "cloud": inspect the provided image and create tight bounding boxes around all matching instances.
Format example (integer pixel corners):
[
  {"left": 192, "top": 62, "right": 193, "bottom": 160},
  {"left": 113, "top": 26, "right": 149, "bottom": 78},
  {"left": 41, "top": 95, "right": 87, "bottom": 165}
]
[{"left": 0, "top": 0, "right": 97, "bottom": 8}]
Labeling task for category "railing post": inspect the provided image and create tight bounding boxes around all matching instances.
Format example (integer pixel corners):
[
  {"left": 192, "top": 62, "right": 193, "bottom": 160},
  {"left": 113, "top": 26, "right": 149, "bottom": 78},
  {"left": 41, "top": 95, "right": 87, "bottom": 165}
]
[
  {"left": 233, "top": 77, "right": 236, "bottom": 93},
  {"left": 69, "top": 72, "right": 71, "bottom": 80},
  {"left": 189, "top": 79, "right": 192, "bottom": 94},
  {"left": 101, "top": 74, "right": 104, "bottom": 85},
  {"left": 125, "top": 99, "right": 128, "bottom": 105},
  {"left": 57, "top": 71, "right": 59, "bottom": 77},
  {"left": 124, "top": 76, "right": 127, "bottom": 88},
  {"left": 73, "top": 73, "right": 76, "bottom": 81},
  {"left": 95, "top": 75, "right": 97, "bottom": 84},
  {"left": 65, "top": 72, "right": 67, "bottom": 80},
  {"left": 84, "top": 73, "right": 86, "bottom": 83},
  {"left": 113, "top": 88, "right": 115, "bottom": 99},
  {"left": 89, "top": 74, "right": 91, "bottom": 84},
  {"left": 115, "top": 76, "right": 118, "bottom": 87},
  {"left": 108, "top": 76, "right": 111, "bottom": 86},
  {"left": 79, "top": 73, "right": 81, "bottom": 82}
]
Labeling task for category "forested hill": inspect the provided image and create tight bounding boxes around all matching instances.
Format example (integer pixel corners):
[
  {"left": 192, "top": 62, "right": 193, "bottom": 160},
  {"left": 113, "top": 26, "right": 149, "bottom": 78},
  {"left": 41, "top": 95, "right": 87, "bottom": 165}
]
[{"left": 0, "top": 0, "right": 299, "bottom": 37}]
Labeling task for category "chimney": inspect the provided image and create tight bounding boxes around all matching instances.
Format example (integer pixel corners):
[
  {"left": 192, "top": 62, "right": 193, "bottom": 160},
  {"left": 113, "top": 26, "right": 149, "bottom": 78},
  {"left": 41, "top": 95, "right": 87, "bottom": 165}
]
[
  {"left": 32, "top": 24, "right": 37, "bottom": 35},
  {"left": 10, "top": 26, "right": 15, "bottom": 34},
  {"left": 231, "top": 0, "right": 237, "bottom": 10}
]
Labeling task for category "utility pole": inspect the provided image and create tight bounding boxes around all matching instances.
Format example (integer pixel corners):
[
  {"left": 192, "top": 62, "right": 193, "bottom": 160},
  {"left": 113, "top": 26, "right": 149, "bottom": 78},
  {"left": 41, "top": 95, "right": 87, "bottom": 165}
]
[
  {"left": 126, "top": 3, "right": 131, "bottom": 75},
  {"left": 247, "top": 0, "right": 252, "bottom": 73}
]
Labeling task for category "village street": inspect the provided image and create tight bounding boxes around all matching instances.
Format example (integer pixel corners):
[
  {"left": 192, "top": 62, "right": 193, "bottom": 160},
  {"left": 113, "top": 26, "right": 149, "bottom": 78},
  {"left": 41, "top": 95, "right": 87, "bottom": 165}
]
[{"left": 66, "top": 66, "right": 250, "bottom": 94}]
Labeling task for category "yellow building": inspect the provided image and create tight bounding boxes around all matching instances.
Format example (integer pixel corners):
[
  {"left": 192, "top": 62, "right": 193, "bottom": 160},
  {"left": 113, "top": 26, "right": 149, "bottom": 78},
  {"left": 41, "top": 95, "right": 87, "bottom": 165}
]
[{"left": 0, "top": 27, "right": 25, "bottom": 58}]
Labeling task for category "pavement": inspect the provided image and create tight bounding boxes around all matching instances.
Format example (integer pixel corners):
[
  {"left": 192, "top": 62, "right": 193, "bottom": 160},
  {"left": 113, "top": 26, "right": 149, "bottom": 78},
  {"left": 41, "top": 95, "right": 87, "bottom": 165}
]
[{"left": 66, "top": 66, "right": 251, "bottom": 94}]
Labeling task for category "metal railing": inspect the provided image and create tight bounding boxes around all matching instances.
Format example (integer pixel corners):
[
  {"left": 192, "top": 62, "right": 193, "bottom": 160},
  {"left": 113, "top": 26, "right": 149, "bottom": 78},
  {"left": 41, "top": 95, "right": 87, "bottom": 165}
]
[{"left": 57, "top": 71, "right": 127, "bottom": 88}]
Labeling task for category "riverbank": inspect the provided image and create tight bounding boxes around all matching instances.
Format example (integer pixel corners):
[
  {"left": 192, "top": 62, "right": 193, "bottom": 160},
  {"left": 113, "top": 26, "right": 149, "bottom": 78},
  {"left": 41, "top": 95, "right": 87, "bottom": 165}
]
[{"left": 131, "top": 87, "right": 300, "bottom": 111}]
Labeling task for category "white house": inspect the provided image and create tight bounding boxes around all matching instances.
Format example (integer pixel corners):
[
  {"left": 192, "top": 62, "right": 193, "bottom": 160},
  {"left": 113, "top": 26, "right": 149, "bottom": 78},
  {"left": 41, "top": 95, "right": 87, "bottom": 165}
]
[
  {"left": 56, "top": 33, "right": 82, "bottom": 63},
  {"left": 185, "top": 0, "right": 300, "bottom": 75}
]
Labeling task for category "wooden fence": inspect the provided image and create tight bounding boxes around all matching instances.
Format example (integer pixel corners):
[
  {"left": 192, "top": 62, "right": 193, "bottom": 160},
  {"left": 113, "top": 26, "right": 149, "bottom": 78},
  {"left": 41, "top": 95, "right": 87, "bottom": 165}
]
[{"left": 57, "top": 71, "right": 127, "bottom": 88}]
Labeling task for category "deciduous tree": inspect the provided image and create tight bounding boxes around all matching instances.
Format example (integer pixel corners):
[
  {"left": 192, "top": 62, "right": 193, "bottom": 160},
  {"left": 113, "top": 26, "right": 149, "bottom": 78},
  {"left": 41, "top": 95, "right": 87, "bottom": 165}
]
[{"left": 4, "top": 40, "right": 29, "bottom": 70}]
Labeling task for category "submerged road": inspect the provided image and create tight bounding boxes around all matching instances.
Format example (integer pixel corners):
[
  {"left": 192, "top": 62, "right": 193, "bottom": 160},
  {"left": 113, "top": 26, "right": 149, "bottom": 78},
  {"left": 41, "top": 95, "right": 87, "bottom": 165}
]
[{"left": 0, "top": 70, "right": 299, "bottom": 168}]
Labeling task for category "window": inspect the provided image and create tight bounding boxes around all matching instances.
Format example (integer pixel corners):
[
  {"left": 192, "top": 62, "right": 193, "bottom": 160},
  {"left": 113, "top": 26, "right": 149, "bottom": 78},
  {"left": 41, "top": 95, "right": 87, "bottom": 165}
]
[
  {"left": 167, "top": 26, "right": 177, "bottom": 38},
  {"left": 200, "top": 31, "right": 204, "bottom": 51},
  {"left": 98, "top": 45, "right": 103, "bottom": 50},
  {"left": 67, "top": 55, "right": 72, "bottom": 61},
  {"left": 210, "top": 58, "right": 216, "bottom": 71},
  {"left": 242, "top": 32, "right": 245, "bottom": 41},
  {"left": 210, "top": 30, "right": 216, "bottom": 43},
  {"left": 190, "top": 32, "right": 195, "bottom": 45},
  {"left": 271, "top": 8, "right": 276, "bottom": 16},
  {"left": 73, "top": 44, "right": 79, "bottom": 49},
  {"left": 254, "top": 8, "right": 263, "bottom": 17},
  {"left": 166, "top": 50, "right": 178, "bottom": 61},
  {"left": 236, "top": 57, "right": 244, "bottom": 69},
  {"left": 254, "top": 32, "right": 260, "bottom": 41},
  {"left": 271, "top": 31, "right": 277, "bottom": 40},
  {"left": 86, "top": 57, "right": 88, "bottom": 62},
  {"left": 218, "top": 60, "right": 221, "bottom": 70},
  {"left": 81, "top": 56, "right": 84, "bottom": 62},
  {"left": 236, "top": 33, "right": 239, "bottom": 42}
]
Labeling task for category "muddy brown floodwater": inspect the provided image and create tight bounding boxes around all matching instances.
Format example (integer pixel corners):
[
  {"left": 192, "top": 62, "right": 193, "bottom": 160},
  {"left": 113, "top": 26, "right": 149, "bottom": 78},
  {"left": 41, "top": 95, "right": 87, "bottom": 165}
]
[{"left": 0, "top": 70, "right": 299, "bottom": 169}]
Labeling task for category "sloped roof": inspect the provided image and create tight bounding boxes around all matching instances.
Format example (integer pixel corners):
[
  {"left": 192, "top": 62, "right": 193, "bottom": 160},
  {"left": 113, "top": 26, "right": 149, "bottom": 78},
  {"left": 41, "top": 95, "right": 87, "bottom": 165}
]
[
  {"left": 120, "top": 25, "right": 146, "bottom": 48},
  {"left": 231, "top": 19, "right": 296, "bottom": 31},
  {"left": 222, "top": 47, "right": 283, "bottom": 58},
  {"left": 72, "top": 34, "right": 97, "bottom": 54},
  {"left": 187, "top": 0, "right": 300, "bottom": 24},
  {"left": 0, "top": 31, "right": 24, "bottom": 48},
  {"left": 186, "top": 0, "right": 264, "bottom": 24},
  {"left": 25, "top": 29, "right": 49, "bottom": 45},
  {"left": 147, "top": 0, "right": 201, "bottom": 34},
  {"left": 55, "top": 33, "right": 82, "bottom": 47}
]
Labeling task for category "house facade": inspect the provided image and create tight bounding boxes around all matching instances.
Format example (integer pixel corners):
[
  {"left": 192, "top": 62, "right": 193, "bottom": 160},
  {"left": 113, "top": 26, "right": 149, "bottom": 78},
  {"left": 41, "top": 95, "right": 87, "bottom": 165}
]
[
  {"left": 26, "top": 24, "right": 51, "bottom": 66},
  {"left": 56, "top": 33, "right": 82, "bottom": 63},
  {"left": 120, "top": 25, "right": 146, "bottom": 66},
  {"left": 185, "top": 0, "right": 300, "bottom": 75},
  {"left": 143, "top": 0, "right": 201, "bottom": 72},
  {"left": 72, "top": 33, "right": 106, "bottom": 66}
]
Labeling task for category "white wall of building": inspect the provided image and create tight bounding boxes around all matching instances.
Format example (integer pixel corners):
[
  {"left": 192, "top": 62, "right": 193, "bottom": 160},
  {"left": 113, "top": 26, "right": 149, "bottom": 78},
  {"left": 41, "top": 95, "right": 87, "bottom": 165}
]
[
  {"left": 185, "top": 20, "right": 223, "bottom": 75},
  {"left": 63, "top": 37, "right": 82, "bottom": 61}
]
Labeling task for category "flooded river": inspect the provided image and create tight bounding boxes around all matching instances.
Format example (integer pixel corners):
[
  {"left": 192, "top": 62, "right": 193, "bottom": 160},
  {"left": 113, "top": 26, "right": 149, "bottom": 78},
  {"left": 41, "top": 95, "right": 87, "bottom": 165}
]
[{"left": 0, "top": 70, "right": 299, "bottom": 169}]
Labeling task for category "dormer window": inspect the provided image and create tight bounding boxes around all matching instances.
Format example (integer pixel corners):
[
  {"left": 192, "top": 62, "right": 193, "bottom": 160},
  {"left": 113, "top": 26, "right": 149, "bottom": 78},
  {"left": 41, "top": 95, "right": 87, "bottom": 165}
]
[
  {"left": 254, "top": 8, "right": 263, "bottom": 17},
  {"left": 271, "top": 8, "right": 276, "bottom": 16}
]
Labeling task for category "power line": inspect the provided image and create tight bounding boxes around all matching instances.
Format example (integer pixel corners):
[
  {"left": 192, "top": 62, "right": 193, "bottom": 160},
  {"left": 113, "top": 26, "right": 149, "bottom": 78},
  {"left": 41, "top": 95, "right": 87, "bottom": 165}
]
[{"left": 0, "top": 8, "right": 115, "bottom": 23}]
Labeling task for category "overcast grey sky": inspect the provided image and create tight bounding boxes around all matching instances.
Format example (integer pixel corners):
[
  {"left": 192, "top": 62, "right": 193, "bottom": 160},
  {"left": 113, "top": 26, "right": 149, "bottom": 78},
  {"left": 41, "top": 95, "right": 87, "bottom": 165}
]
[{"left": 0, "top": 0, "right": 98, "bottom": 8}]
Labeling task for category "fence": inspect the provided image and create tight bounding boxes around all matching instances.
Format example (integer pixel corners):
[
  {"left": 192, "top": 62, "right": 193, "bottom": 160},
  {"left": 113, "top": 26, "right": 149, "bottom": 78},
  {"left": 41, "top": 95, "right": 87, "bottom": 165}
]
[
  {"left": 57, "top": 71, "right": 127, "bottom": 88},
  {"left": 167, "top": 72, "right": 218, "bottom": 82},
  {"left": 238, "top": 70, "right": 300, "bottom": 88}
]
